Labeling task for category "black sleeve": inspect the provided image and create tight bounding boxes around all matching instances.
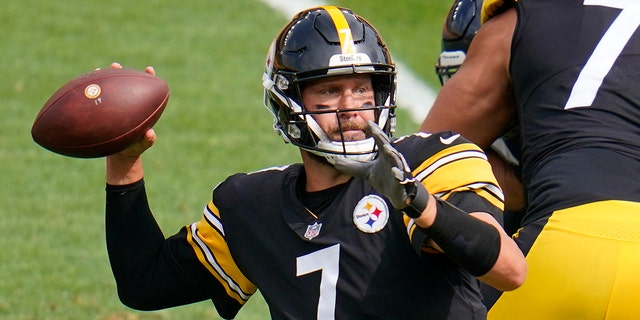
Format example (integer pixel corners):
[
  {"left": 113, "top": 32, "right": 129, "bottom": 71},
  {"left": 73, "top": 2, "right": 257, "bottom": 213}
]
[
  {"left": 105, "top": 180, "right": 214, "bottom": 311},
  {"left": 410, "top": 191, "right": 503, "bottom": 254}
]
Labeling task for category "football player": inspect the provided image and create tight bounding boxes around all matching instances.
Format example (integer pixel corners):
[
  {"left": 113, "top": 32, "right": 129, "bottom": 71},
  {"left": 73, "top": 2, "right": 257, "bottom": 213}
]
[
  {"left": 437, "top": 0, "right": 524, "bottom": 222},
  {"left": 104, "top": 6, "right": 525, "bottom": 319},
  {"left": 436, "top": 0, "right": 526, "bottom": 310},
  {"left": 421, "top": 0, "right": 640, "bottom": 318}
]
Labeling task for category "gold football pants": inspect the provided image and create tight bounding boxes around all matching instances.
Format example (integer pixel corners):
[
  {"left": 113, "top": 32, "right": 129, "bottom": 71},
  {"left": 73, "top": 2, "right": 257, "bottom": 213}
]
[{"left": 489, "top": 200, "right": 640, "bottom": 320}]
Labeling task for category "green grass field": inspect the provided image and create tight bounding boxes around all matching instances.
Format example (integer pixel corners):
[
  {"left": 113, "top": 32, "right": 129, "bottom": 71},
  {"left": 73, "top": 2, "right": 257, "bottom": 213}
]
[{"left": 1, "top": 0, "right": 450, "bottom": 318}]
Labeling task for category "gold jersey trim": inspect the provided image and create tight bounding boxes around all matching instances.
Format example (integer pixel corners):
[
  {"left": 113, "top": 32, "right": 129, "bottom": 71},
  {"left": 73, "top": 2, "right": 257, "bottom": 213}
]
[{"left": 186, "top": 201, "right": 257, "bottom": 304}]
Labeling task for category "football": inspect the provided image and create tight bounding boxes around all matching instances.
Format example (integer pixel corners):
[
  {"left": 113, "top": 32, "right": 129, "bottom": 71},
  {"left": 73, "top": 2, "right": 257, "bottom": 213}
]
[{"left": 31, "top": 68, "right": 170, "bottom": 158}]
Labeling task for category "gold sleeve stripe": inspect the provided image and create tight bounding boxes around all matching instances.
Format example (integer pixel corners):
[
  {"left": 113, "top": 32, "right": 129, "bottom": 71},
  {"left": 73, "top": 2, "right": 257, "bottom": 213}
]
[
  {"left": 425, "top": 157, "right": 504, "bottom": 209},
  {"left": 404, "top": 216, "right": 429, "bottom": 251},
  {"left": 405, "top": 215, "right": 417, "bottom": 239},
  {"left": 203, "top": 201, "right": 225, "bottom": 236},
  {"left": 414, "top": 149, "right": 486, "bottom": 181},
  {"left": 404, "top": 214, "right": 444, "bottom": 254},
  {"left": 185, "top": 202, "right": 256, "bottom": 303},
  {"left": 434, "top": 180, "right": 504, "bottom": 206},
  {"left": 413, "top": 142, "right": 484, "bottom": 180},
  {"left": 187, "top": 223, "right": 253, "bottom": 303},
  {"left": 467, "top": 182, "right": 505, "bottom": 205},
  {"left": 413, "top": 144, "right": 504, "bottom": 210}
]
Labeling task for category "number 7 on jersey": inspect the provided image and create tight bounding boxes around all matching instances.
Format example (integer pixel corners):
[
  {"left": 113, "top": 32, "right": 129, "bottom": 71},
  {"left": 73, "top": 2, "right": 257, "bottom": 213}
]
[{"left": 565, "top": 0, "right": 640, "bottom": 109}]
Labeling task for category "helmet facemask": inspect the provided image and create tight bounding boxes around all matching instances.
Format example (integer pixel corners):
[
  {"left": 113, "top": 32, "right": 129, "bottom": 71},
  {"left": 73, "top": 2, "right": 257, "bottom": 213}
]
[{"left": 262, "top": 6, "right": 397, "bottom": 162}]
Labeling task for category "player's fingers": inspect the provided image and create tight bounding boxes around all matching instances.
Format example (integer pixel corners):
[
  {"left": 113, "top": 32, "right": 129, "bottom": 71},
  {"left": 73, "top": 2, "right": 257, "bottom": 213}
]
[
  {"left": 145, "top": 66, "right": 156, "bottom": 76},
  {"left": 140, "top": 128, "right": 156, "bottom": 150},
  {"left": 381, "top": 143, "right": 405, "bottom": 169},
  {"left": 96, "top": 62, "right": 123, "bottom": 71},
  {"left": 116, "top": 129, "right": 155, "bottom": 158}
]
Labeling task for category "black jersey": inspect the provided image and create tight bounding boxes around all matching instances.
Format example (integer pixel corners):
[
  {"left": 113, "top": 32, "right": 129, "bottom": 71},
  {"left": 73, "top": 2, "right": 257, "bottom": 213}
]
[
  {"left": 179, "top": 132, "right": 503, "bottom": 319},
  {"left": 510, "top": 0, "right": 640, "bottom": 223}
]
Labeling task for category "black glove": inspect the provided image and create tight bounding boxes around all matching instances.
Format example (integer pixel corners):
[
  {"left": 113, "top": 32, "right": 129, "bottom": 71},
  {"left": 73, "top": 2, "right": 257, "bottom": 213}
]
[{"left": 332, "top": 121, "right": 429, "bottom": 218}]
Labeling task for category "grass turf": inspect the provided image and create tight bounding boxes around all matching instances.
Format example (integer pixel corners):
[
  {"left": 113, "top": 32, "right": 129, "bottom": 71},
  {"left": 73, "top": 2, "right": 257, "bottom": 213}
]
[{"left": 1, "top": 0, "right": 450, "bottom": 318}]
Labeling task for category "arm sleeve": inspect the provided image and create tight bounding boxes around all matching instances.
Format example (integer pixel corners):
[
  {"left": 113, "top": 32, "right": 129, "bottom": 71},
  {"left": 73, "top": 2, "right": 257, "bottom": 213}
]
[{"left": 105, "top": 180, "right": 241, "bottom": 317}]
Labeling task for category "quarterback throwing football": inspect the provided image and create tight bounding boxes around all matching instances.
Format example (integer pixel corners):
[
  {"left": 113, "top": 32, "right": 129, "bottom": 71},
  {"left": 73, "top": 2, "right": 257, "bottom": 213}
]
[{"left": 105, "top": 6, "right": 525, "bottom": 319}]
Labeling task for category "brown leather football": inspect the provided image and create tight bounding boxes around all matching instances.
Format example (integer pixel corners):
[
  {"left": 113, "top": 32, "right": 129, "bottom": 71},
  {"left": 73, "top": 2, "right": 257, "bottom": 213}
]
[{"left": 31, "top": 68, "right": 170, "bottom": 158}]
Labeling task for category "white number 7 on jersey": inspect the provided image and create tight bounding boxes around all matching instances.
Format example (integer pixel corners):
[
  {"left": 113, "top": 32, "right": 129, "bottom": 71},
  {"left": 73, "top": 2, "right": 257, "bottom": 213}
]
[
  {"left": 297, "top": 244, "right": 340, "bottom": 320},
  {"left": 565, "top": 0, "right": 640, "bottom": 109}
]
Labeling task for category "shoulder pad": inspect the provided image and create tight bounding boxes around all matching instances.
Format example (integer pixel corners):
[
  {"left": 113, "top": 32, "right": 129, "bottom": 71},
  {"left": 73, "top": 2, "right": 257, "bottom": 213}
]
[{"left": 481, "top": 0, "right": 517, "bottom": 24}]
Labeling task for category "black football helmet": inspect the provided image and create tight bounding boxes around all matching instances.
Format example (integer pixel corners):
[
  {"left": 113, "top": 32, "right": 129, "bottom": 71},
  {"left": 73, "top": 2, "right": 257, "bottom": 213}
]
[
  {"left": 263, "top": 6, "right": 397, "bottom": 162},
  {"left": 436, "top": 0, "right": 483, "bottom": 85}
]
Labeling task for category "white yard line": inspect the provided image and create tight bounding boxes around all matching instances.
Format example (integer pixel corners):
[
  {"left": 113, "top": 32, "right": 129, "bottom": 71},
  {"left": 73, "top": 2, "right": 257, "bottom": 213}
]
[{"left": 260, "top": 0, "right": 437, "bottom": 123}]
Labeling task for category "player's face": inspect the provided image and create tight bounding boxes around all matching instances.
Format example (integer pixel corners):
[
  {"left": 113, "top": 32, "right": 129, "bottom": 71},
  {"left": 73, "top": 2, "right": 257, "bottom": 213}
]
[{"left": 301, "top": 74, "right": 376, "bottom": 142}]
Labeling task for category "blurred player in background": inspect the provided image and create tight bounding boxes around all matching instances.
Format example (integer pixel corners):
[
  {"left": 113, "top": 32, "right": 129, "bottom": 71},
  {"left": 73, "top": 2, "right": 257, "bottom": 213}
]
[
  {"left": 421, "top": 0, "right": 640, "bottom": 318},
  {"left": 104, "top": 6, "right": 525, "bottom": 319},
  {"left": 436, "top": 0, "right": 524, "bottom": 237},
  {"left": 436, "top": 0, "right": 526, "bottom": 310}
]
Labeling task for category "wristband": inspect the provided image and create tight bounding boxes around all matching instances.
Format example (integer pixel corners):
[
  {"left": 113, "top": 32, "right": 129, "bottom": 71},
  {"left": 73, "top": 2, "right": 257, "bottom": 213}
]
[
  {"left": 401, "top": 181, "right": 430, "bottom": 218},
  {"left": 419, "top": 199, "right": 501, "bottom": 276}
]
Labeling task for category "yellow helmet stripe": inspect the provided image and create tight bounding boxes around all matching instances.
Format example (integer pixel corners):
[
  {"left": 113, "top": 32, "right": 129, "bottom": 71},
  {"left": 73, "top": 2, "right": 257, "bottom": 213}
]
[{"left": 322, "top": 6, "right": 356, "bottom": 54}]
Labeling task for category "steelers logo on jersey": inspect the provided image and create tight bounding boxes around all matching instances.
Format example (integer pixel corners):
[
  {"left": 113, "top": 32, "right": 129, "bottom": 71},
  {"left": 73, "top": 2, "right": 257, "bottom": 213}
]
[{"left": 353, "top": 195, "right": 389, "bottom": 233}]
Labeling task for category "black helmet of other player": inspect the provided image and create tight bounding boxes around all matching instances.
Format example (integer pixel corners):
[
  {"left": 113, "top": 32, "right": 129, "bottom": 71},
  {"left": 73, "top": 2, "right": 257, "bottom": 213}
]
[
  {"left": 436, "top": 0, "right": 483, "bottom": 85},
  {"left": 262, "top": 6, "right": 397, "bottom": 162}
]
